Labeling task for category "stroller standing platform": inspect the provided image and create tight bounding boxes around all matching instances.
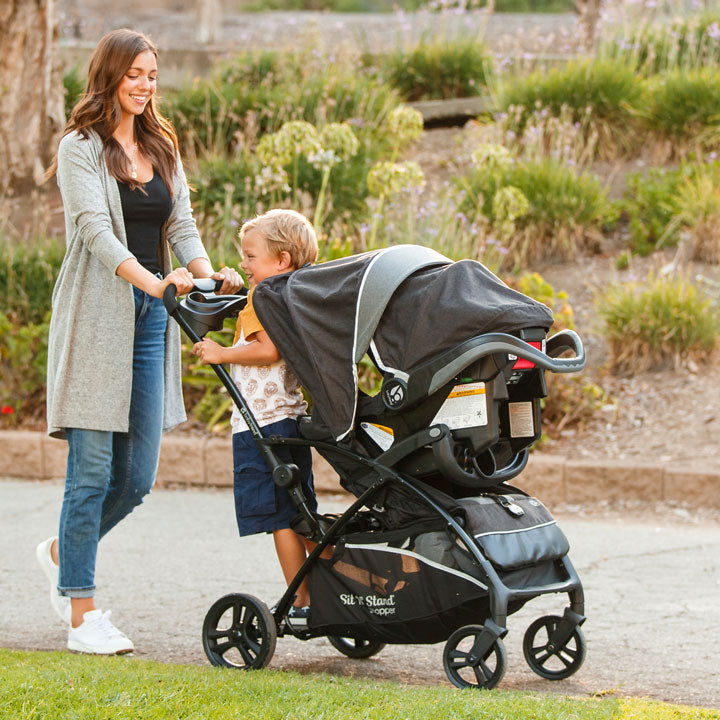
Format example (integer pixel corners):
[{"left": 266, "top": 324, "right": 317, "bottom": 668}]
[{"left": 164, "top": 245, "right": 587, "bottom": 690}]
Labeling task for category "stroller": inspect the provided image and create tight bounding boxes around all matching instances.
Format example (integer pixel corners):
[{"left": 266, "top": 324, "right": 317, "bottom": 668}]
[{"left": 164, "top": 244, "right": 587, "bottom": 690}]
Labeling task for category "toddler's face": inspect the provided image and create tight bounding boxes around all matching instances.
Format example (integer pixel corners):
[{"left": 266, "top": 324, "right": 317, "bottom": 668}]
[{"left": 240, "top": 230, "right": 286, "bottom": 288}]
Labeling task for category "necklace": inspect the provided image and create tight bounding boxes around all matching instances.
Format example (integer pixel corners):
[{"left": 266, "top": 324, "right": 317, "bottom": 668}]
[{"left": 125, "top": 141, "right": 138, "bottom": 180}]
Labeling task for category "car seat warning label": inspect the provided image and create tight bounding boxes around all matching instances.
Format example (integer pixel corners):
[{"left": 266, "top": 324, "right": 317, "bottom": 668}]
[
  {"left": 361, "top": 422, "right": 394, "bottom": 451},
  {"left": 509, "top": 401, "right": 535, "bottom": 437},
  {"left": 431, "top": 382, "right": 487, "bottom": 429}
]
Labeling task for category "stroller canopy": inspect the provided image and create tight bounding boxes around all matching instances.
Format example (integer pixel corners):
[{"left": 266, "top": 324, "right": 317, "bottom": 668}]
[{"left": 253, "top": 245, "right": 554, "bottom": 441}]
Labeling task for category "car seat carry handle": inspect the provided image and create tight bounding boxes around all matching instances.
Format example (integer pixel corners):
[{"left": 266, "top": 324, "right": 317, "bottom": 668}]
[
  {"left": 422, "top": 330, "right": 586, "bottom": 398},
  {"left": 431, "top": 426, "right": 529, "bottom": 488}
]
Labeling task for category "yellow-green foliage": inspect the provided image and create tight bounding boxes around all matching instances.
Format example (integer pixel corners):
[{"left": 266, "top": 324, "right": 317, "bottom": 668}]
[
  {"left": 516, "top": 272, "right": 575, "bottom": 331},
  {"left": 597, "top": 273, "right": 720, "bottom": 374},
  {"left": 512, "top": 273, "right": 609, "bottom": 436}
]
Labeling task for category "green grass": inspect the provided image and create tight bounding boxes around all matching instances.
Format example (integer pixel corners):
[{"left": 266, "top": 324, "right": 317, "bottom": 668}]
[{"left": 3, "top": 649, "right": 719, "bottom": 720}]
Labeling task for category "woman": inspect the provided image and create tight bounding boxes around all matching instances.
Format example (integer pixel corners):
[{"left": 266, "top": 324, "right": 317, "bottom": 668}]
[{"left": 37, "top": 28, "right": 242, "bottom": 654}]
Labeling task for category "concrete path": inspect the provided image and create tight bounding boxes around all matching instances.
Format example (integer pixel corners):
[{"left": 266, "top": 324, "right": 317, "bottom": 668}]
[{"left": 2, "top": 478, "right": 719, "bottom": 708}]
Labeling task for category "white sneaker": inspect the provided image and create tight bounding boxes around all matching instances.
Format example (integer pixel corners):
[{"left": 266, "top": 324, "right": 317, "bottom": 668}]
[
  {"left": 67, "top": 609, "right": 134, "bottom": 655},
  {"left": 36, "top": 537, "right": 71, "bottom": 624}
]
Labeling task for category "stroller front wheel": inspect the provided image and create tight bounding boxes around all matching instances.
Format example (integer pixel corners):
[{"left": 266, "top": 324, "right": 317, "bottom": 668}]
[
  {"left": 443, "top": 625, "right": 507, "bottom": 690},
  {"left": 523, "top": 614, "right": 586, "bottom": 680},
  {"left": 202, "top": 593, "right": 277, "bottom": 670},
  {"left": 327, "top": 635, "right": 386, "bottom": 659}
]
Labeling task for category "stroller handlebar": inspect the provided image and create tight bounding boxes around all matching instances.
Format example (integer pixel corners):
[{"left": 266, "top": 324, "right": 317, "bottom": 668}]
[{"left": 162, "top": 278, "right": 224, "bottom": 315}]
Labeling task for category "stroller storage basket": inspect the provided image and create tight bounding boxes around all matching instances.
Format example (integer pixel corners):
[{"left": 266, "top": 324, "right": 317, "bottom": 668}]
[{"left": 458, "top": 494, "right": 570, "bottom": 571}]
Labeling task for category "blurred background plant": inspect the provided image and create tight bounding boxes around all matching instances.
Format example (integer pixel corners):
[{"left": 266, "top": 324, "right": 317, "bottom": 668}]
[
  {"left": 601, "top": 12, "right": 720, "bottom": 75},
  {"left": 455, "top": 144, "right": 617, "bottom": 268},
  {"left": 597, "top": 273, "right": 720, "bottom": 375},
  {"left": 507, "top": 272, "right": 610, "bottom": 439},
  {"left": 495, "top": 59, "right": 645, "bottom": 158},
  {"left": 0, "top": 311, "right": 50, "bottom": 428},
  {"left": 366, "top": 34, "right": 494, "bottom": 101}
]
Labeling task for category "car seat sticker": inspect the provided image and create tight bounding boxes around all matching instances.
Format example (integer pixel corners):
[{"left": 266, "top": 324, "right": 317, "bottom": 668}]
[
  {"left": 361, "top": 422, "right": 394, "bottom": 451},
  {"left": 431, "top": 382, "right": 488, "bottom": 429},
  {"left": 509, "top": 401, "right": 535, "bottom": 437}
]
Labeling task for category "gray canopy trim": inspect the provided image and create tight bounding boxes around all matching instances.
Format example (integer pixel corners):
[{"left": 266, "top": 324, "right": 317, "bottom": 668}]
[
  {"left": 352, "top": 245, "right": 451, "bottom": 363},
  {"left": 340, "top": 245, "right": 451, "bottom": 441},
  {"left": 369, "top": 339, "right": 409, "bottom": 381}
]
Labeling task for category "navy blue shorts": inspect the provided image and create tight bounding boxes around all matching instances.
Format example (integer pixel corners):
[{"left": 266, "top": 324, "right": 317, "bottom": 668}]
[{"left": 232, "top": 418, "right": 317, "bottom": 537}]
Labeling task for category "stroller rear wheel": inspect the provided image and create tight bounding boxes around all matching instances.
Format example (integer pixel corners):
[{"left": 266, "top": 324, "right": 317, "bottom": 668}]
[
  {"left": 523, "top": 614, "right": 586, "bottom": 680},
  {"left": 327, "top": 635, "right": 386, "bottom": 659},
  {"left": 202, "top": 593, "right": 277, "bottom": 670},
  {"left": 443, "top": 625, "right": 507, "bottom": 690}
]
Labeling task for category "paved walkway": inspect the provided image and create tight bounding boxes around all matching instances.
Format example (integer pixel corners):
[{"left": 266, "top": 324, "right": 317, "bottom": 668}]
[{"left": 2, "top": 478, "right": 719, "bottom": 708}]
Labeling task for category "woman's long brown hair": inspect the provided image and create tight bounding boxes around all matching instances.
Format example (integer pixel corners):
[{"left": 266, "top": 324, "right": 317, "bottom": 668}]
[{"left": 47, "top": 29, "right": 178, "bottom": 197}]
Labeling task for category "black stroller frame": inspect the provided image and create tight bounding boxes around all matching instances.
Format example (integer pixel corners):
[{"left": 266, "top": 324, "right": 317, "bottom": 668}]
[{"left": 163, "top": 252, "right": 588, "bottom": 690}]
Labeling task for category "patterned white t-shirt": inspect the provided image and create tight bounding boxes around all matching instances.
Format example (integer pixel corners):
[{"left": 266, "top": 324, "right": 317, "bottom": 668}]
[{"left": 229, "top": 291, "right": 307, "bottom": 434}]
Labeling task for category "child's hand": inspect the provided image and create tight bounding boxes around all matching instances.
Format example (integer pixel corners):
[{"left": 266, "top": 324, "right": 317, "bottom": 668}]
[{"left": 192, "top": 339, "right": 225, "bottom": 365}]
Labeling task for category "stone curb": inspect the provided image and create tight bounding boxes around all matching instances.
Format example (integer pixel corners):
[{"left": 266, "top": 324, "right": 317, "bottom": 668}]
[{"left": 1, "top": 431, "right": 718, "bottom": 508}]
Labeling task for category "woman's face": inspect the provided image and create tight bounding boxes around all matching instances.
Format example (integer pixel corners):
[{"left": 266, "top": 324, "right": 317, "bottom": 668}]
[{"left": 116, "top": 50, "right": 157, "bottom": 120}]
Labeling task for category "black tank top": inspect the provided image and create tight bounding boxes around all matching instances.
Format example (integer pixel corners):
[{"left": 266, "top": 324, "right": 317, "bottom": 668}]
[{"left": 117, "top": 171, "right": 172, "bottom": 275}]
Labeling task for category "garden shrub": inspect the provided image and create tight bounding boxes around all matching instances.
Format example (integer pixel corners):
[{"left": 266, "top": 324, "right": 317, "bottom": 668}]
[
  {"left": 0, "top": 312, "right": 50, "bottom": 427},
  {"left": 622, "top": 162, "right": 720, "bottom": 257},
  {"left": 0, "top": 238, "right": 64, "bottom": 325},
  {"left": 597, "top": 273, "right": 720, "bottom": 374},
  {"left": 456, "top": 152, "right": 617, "bottom": 268},
  {"left": 622, "top": 167, "right": 684, "bottom": 256},
  {"left": 496, "top": 59, "right": 645, "bottom": 154},
  {"left": 642, "top": 67, "right": 720, "bottom": 147},
  {"left": 370, "top": 35, "right": 493, "bottom": 101}
]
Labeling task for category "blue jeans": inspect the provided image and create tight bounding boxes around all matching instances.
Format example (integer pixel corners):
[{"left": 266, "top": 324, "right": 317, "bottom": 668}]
[{"left": 57, "top": 286, "right": 167, "bottom": 597}]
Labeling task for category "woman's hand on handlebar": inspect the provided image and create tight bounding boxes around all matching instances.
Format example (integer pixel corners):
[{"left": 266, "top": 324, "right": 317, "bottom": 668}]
[
  {"left": 210, "top": 266, "right": 244, "bottom": 295},
  {"left": 155, "top": 267, "right": 195, "bottom": 298}
]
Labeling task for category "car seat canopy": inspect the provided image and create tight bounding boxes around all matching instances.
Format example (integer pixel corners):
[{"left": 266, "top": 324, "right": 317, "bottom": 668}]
[{"left": 253, "top": 245, "right": 554, "bottom": 442}]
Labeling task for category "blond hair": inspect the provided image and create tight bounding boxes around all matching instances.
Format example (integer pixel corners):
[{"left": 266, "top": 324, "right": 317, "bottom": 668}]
[{"left": 240, "top": 209, "right": 318, "bottom": 269}]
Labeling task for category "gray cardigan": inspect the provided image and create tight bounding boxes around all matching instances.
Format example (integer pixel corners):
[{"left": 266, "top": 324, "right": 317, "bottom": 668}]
[{"left": 46, "top": 130, "right": 209, "bottom": 439}]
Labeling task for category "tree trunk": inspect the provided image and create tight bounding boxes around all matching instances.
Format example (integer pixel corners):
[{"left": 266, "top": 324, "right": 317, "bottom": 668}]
[
  {"left": 574, "top": 0, "right": 604, "bottom": 55},
  {"left": 197, "top": 0, "right": 222, "bottom": 45},
  {"left": 0, "top": 0, "right": 65, "bottom": 195}
]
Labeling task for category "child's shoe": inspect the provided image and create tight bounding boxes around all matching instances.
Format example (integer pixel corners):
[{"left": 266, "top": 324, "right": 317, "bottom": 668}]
[
  {"left": 67, "top": 609, "right": 134, "bottom": 655},
  {"left": 36, "top": 537, "right": 71, "bottom": 624},
  {"left": 285, "top": 605, "right": 310, "bottom": 632}
]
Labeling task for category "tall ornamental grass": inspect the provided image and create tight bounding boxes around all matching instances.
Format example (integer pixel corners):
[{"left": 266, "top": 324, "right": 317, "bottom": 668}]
[
  {"left": 368, "top": 35, "right": 493, "bottom": 101},
  {"left": 495, "top": 59, "right": 645, "bottom": 156},
  {"left": 603, "top": 12, "right": 720, "bottom": 75},
  {"left": 597, "top": 273, "right": 720, "bottom": 374},
  {"left": 642, "top": 68, "right": 720, "bottom": 149}
]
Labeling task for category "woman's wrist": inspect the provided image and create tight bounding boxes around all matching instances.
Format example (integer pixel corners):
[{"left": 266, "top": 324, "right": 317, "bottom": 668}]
[{"left": 151, "top": 277, "right": 165, "bottom": 299}]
